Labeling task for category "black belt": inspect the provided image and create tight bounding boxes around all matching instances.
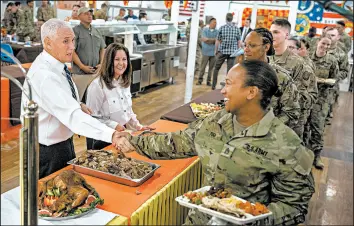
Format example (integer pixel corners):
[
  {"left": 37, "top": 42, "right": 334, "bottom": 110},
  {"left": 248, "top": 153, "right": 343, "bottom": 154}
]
[{"left": 39, "top": 136, "right": 73, "bottom": 147}]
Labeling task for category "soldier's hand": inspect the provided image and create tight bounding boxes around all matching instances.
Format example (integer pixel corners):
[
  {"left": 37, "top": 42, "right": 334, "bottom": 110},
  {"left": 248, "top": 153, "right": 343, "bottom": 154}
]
[
  {"left": 81, "top": 65, "right": 96, "bottom": 74},
  {"left": 112, "top": 132, "right": 135, "bottom": 153}
]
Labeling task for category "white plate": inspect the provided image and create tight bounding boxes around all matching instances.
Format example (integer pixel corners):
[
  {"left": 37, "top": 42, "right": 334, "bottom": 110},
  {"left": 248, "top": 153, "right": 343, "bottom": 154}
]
[{"left": 175, "top": 186, "right": 272, "bottom": 225}]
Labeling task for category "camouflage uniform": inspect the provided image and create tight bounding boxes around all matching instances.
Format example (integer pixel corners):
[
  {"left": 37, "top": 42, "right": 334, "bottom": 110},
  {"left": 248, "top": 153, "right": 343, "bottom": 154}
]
[
  {"left": 307, "top": 36, "right": 319, "bottom": 53},
  {"left": 2, "top": 10, "right": 12, "bottom": 27},
  {"left": 308, "top": 52, "right": 339, "bottom": 159},
  {"left": 327, "top": 44, "right": 349, "bottom": 115},
  {"left": 94, "top": 9, "right": 108, "bottom": 21},
  {"left": 6, "top": 12, "right": 18, "bottom": 35},
  {"left": 304, "top": 36, "right": 318, "bottom": 48},
  {"left": 115, "top": 15, "right": 124, "bottom": 21},
  {"left": 339, "top": 32, "right": 352, "bottom": 54},
  {"left": 186, "top": 24, "right": 202, "bottom": 76},
  {"left": 269, "top": 48, "right": 318, "bottom": 139},
  {"left": 268, "top": 61, "right": 301, "bottom": 129},
  {"left": 302, "top": 55, "right": 316, "bottom": 147},
  {"left": 128, "top": 109, "right": 315, "bottom": 225},
  {"left": 337, "top": 40, "right": 347, "bottom": 53},
  {"left": 16, "top": 6, "right": 35, "bottom": 41},
  {"left": 36, "top": 5, "right": 56, "bottom": 22}
]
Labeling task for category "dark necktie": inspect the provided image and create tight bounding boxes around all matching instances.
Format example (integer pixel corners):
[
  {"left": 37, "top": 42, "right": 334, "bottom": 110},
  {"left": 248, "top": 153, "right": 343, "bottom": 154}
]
[{"left": 64, "top": 65, "right": 77, "bottom": 100}]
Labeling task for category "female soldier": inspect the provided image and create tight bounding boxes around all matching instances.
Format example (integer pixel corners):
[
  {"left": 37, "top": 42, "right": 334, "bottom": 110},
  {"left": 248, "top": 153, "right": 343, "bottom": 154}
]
[
  {"left": 85, "top": 43, "right": 154, "bottom": 149},
  {"left": 309, "top": 36, "right": 339, "bottom": 169},
  {"left": 243, "top": 28, "right": 301, "bottom": 131},
  {"left": 116, "top": 60, "right": 315, "bottom": 225}
]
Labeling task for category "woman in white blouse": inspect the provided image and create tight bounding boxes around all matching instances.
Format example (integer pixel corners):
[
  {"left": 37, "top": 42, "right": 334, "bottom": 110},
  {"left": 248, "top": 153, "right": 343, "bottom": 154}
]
[{"left": 86, "top": 43, "right": 153, "bottom": 149}]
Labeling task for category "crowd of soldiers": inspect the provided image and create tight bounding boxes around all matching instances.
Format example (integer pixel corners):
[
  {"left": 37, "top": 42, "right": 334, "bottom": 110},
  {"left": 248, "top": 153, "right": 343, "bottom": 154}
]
[
  {"left": 292, "top": 21, "right": 351, "bottom": 169},
  {"left": 184, "top": 16, "right": 351, "bottom": 171},
  {"left": 250, "top": 19, "right": 350, "bottom": 170},
  {"left": 2, "top": 0, "right": 56, "bottom": 42}
]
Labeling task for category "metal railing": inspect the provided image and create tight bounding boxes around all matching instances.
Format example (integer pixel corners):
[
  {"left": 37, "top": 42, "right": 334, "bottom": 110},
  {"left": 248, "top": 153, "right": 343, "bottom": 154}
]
[{"left": 1, "top": 48, "right": 39, "bottom": 226}]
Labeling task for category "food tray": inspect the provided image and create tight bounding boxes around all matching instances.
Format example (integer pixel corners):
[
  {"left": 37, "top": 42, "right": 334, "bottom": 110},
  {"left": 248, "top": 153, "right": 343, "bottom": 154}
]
[
  {"left": 67, "top": 158, "right": 160, "bottom": 187},
  {"left": 175, "top": 186, "right": 272, "bottom": 225}
]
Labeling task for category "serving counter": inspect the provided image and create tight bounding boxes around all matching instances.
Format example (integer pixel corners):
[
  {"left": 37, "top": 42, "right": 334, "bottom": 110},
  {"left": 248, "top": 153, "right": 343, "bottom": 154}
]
[
  {"left": 1, "top": 120, "right": 202, "bottom": 225},
  {"left": 161, "top": 89, "right": 224, "bottom": 124}
]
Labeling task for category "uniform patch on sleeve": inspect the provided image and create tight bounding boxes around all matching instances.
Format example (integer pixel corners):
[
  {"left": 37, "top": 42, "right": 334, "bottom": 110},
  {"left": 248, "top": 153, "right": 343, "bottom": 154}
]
[{"left": 220, "top": 144, "right": 235, "bottom": 158}]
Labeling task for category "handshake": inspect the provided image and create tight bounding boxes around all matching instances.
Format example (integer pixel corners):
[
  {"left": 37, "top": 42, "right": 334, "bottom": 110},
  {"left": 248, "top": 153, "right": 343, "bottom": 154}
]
[{"left": 111, "top": 131, "right": 136, "bottom": 154}]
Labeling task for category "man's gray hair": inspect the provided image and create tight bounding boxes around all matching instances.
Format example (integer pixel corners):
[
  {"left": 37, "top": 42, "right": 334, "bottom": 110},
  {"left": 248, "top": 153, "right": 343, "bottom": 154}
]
[{"left": 41, "top": 19, "right": 73, "bottom": 45}]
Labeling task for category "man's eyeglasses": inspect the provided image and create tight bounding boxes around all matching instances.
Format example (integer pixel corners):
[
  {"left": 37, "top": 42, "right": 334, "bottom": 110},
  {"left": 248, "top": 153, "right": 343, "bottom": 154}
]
[{"left": 243, "top": 43, "right": 264, "bottom": 49}]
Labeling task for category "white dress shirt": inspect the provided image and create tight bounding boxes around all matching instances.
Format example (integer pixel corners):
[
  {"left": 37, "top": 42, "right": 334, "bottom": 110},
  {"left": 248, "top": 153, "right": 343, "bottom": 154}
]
[
  {"left": 20, "top": 50, "right": 116, "bottom": 146},
  {"left": 241, "top": 26, "right": 249, "bottom": 42},
  {"left": 86, "top": 77, "right": 142, "bottom": 131}
]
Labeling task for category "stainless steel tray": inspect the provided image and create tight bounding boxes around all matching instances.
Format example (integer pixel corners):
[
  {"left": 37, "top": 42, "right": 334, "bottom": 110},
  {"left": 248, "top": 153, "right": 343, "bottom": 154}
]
[{"left": 67, "top": 158, "right": 160, "bottom": 187}]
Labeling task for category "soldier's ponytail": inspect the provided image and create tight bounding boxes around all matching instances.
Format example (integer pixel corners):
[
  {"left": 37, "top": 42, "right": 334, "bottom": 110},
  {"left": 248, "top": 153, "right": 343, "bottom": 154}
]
[{"left": 240, "top": 60, "right": 279, "bottom": 110}]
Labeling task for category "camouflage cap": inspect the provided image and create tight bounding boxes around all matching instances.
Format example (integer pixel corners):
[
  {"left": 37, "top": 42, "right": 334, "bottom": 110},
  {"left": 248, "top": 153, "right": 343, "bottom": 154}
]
[{"left": 78, "top": 7, "right": 92, "bottom": 16}]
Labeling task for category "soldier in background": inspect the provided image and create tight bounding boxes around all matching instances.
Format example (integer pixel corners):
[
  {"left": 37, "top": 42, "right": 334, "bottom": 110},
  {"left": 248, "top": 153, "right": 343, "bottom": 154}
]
[
  {"left": 244, "top": 28, "right": 301, "bottom": 131},
  {"left": 65, "top": 4, "right": 81, "bottom": 21},
  {"left": 304, "top": 27, "right": 317, "bottom": 46},
  {"left": 114, "top": 60, "right": 315, "bottom": 226},
  {"left": 309, "top": 36, "right": 339, "bottom": 169},
  {"left": 115, "top": 8, "right": 126, "bottom": 21},
  {"left": 16, "top": 0, "right": 36, "bottom": 41},
  {"left": 37, "top": 0, "right": 56, "bottom": 24},
  {"left": 186, "top": 19, "right": 204, "bottom": 77},
  {"left": 269, "top": 19, "right": 318, "bottom": 140},
  {"left": 2, "top": 2, "right": 14, "bottom": 27},
  {"left": 297, "top": 37, "right": 317, "bottom": 147},
  {"left": 94, "top": 3, "right": 108, "bottom": 21},
  {"left": 6, "top": 3, "right": 20, "bottom": 35},
  {"left": 324, "top": 27, "right": 349, "bottom": 124},
  {"left": 336, "top": 20, "right": 352, "bottom": 54}
]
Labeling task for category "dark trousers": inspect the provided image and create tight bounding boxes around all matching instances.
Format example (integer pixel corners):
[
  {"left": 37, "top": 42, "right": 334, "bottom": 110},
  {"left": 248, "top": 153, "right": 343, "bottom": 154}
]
[
  {"left": 86, "top": 138, "right": 111, "bottom": 150},
  {"left": 212, "top": 53, "right": 236, "bottom": 88},
  {"left": 39, "top": 137, "right": 76, "bottom": 179},
  {"left": 198, "top": 55, "right": 216, "bottom": 84}
]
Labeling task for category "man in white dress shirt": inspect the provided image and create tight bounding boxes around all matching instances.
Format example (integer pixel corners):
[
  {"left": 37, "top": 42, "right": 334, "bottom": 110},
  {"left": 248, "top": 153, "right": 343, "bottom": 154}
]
[
  {"left": 20, "top": 19, "right": 131, "bottom": 179},
  {"left": 240, "top": 18, "right": 253, "bottom": 43}
]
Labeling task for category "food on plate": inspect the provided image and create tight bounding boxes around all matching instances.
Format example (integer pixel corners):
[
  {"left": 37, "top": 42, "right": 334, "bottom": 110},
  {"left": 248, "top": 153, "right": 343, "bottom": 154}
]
[
  {"left": 183, "top": 191, "right": 207, "bottom": 205},
  {"left": 181, "top": 186, "right": 270, "bottom": 218},
  {"left": 38, "top": 170, "right": 104, "bottom": 218},
  {"left": 203, "top": 197, "right": 247, "bottom": 218},
  {"left": 238, "top": 201, "right": 269, "bottom": 216},
  {"left": 190, "top": 103, "right": 222, "bottom": 118},
  {"left": 73, "top": 150, "right": 153, "bottom": 179},
  {"left": 201, "top": 196, "right": 220, "bottom": 209},
  {"left": 207, "top": 185, "right": 232, "bottom": 198}
]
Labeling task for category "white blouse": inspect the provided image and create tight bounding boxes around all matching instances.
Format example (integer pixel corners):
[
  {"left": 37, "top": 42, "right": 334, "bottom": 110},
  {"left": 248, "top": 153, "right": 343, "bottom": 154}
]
[{"left": 86, "top": 77, "right": 142, "bottom": 131}]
